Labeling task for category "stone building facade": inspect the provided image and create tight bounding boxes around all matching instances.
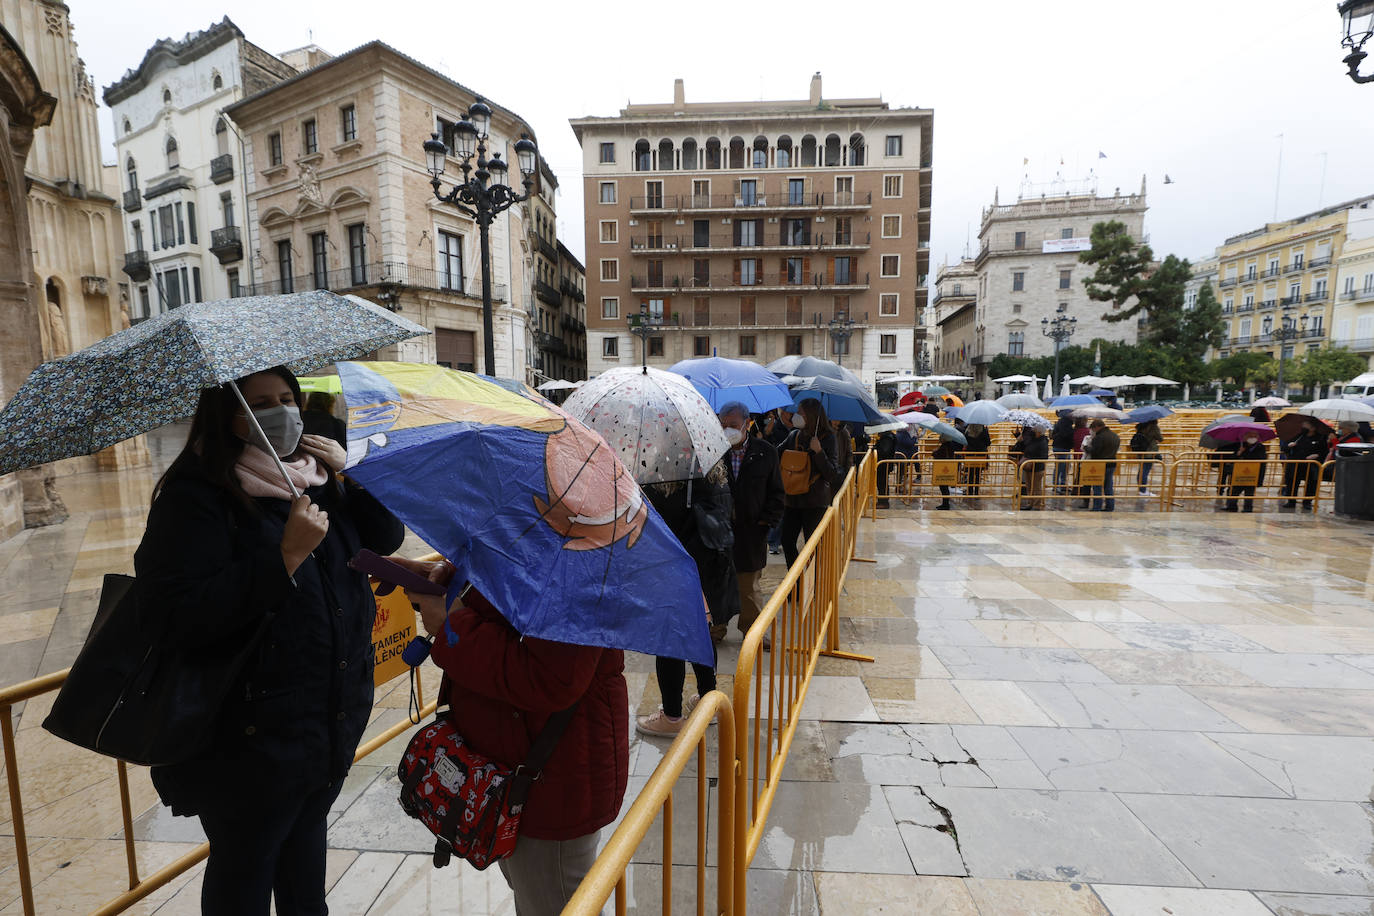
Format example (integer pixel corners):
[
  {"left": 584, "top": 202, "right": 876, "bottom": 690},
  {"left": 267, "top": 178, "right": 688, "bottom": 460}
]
[
  {"left": 0, "top": 17, "right": 55, "bottom": 538},
  {"left": 554, "top": 240, "right": 587, "bottom": 381},
  {"left": 973, "top": 181, "right": 1147, "bottom": 390},
  {"left": 931, "top": 258, "right": 977, "bottom": 376},
  {"left": 226, "top": 42, "right": 546, "bottom": 380},
  {"left": 1331, "top": 207, "right": 1374, "bottom": 368},
  {"left": 102, "top": 18, "right": 297, "bottom": 316},
  {"left": 572, "top": 74, "right": 933, "bottom": 389}
]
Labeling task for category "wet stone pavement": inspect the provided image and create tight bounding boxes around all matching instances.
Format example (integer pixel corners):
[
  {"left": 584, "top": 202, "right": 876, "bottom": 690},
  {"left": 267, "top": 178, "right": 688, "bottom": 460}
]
[{"left": 2, "top": 429, "right": 1374, "bottom": 914}]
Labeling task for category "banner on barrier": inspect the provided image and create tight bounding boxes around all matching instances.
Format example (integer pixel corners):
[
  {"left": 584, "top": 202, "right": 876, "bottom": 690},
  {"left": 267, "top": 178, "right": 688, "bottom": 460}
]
[
  {"left": 372, "top": 583, "right": 417, "bottom": 687},
  {"left": 1231, "top": 461, "right": 1262, "bottom": 487},
  {"left": 932, "top": 460, "right": 960, "bottom": 486},
  {"left": 1077, "top": 462, "right": 1106, "bottom": 486}
]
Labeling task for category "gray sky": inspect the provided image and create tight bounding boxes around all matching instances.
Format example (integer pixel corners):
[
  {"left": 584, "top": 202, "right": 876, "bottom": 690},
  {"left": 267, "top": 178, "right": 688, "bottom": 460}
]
[{"left": 74, "top": 0, "right": 1373, "bottom": 274}]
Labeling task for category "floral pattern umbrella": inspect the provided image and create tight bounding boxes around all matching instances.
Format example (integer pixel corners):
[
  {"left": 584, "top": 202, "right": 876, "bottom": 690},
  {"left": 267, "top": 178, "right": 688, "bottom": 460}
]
[
  {"left": 0, "top": 291, "right": 427, "bottom": 476},
  {"left": 563, "top": 367, "right": 730, "bottom": 485},
  {"left": 1003, "top": 409, "right": 1052, "bottom": 430}
]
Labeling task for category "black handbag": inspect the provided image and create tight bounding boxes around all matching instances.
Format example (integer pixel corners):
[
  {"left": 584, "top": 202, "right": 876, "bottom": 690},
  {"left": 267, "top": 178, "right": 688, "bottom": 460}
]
[{"left": 42, "top": 572, "right": 272, "bottom": 766}]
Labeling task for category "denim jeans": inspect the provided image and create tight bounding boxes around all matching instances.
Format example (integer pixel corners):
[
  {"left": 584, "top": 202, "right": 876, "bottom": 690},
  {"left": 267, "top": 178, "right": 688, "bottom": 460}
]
[
  {"left": 1053, "top": 449, "right": 1070, "bottom": 490},
  {"left": 1138, "top": 460, "right": 1154, "bottom": 488},
  {"left": 1091, "top": 465, "right": 1116, "bottom": 511}
]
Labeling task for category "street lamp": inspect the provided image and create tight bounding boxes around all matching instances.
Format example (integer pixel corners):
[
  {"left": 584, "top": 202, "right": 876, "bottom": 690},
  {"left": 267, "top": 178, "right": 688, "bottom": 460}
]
[
  {"left": 916, "top": 341, "right": 932, "bottom": 376},
  {"left": 628, "top": 306, "right": 669, "bottom": 373},
  {"left": 423, "top": 100, "right": 539, "bottom": 376},
  {"left": 1338, "top": 0, "right": 1374, "bottom": 83},
  {"left": 1273, "top": 312, "right": 1309, "bottom": 396},
  {"left": 827, "top": 310, "right": 856, "bottom": 366},
  {"left": 1040, "top": 303, "right": 1078, "bottom": 389}
]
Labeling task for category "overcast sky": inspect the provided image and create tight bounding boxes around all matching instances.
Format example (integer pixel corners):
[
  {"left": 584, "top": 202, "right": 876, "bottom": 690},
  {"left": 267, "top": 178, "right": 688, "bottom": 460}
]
[{"left": 71, "top": 0, "right": 1373, "bottom": 274}]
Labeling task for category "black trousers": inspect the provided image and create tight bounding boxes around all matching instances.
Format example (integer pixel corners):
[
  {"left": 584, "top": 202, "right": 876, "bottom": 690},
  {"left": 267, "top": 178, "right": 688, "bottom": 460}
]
[
  {"left": 779, "top": 506, "right": 828, "bottom": 567},
  {"left": 198, "top": 780, "right": 344, "bottom": 916},
  {"left": 656, "top": 650, "right": 717, "bottom": 718}
]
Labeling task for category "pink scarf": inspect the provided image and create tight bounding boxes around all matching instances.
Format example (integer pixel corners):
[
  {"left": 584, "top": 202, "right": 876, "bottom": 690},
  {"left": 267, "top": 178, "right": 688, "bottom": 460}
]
[{"left": 234, "top": 445, "right": 329, "bottom": 500}]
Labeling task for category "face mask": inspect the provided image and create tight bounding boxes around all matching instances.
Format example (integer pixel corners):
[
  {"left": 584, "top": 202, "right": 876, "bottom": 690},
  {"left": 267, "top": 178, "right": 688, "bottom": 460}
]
[
  {"left": 792, "top": 414, "right": 808, "bottom": 430},
  {"left": 242, "top": 404, "right": 303, "bottom": 457},
  {"left": 1244, "top": 438, "right": 1258, "bottom": 446},
  {"left": 722, "top": 426, "right": 745, "bottom": 447}
]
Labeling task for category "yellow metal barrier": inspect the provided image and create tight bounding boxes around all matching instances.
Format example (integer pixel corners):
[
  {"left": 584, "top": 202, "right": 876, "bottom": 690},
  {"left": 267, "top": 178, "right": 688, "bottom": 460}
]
[
  {"left": 0, "top": 604, "right": 434, "bottom": 916},
  {"left": 1010, "top": 457, "right": 1170, "bottom": 510},
  {"left": 873, "top": 457, "right": 1020, "bottom": 512},
  {"left": 563, "top": 691, "right": 736, "bottom": 916},
  {"left": 1162, "top": 457, "right": 1325, "bottom": 511}
]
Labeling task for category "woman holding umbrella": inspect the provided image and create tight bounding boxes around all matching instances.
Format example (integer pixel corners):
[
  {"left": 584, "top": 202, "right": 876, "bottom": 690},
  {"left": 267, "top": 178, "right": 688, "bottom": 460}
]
[
  {"left": 1225, "top": 432, "right": 1269, "bottom": 512},
  {"left": 779, "top": 398, "right": 841, "bottom": 565},
  {"left": 1281, "top": 417, "right": 1329, "bottom": 508},
  {"left": 136, "top": 367, "right": 405, "bottom": 915}
]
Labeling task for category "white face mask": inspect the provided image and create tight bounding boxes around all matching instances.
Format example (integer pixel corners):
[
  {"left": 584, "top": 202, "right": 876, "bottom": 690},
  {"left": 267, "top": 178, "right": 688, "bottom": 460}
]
[
  {"left": 1244, "top": 438, "right": 1258, "bottom": 446},
  {"left": 242, "top": 404, "right": 304, "bottom": 457},
  {"left": 792, "top": 413, "right": 808, "bottom": 429},
  {"left": 722, "top": 426, "right": 745, "bottom": 447}
]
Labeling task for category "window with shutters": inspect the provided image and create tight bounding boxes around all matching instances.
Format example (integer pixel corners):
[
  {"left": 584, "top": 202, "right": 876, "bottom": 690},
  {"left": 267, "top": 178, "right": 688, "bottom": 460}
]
[
  {"left": 735, "top": 219, "right": 760, "bottom": 247},
  {"left": 645, "top": 181, "right": 664, "bottom": 209},
  {"left": 880, "top": 334, "right": 897, "bottom": 354},
  {"left": 740, "top": 296, "right": 756, "bottom": 325},
  {"left": 882, "top": 175, "right": 902, "bottom": 198},
  {"left": 603, "top": 337, "right": 619, "bottom": 357},
  {"left": 692, "top": 180, "right": 710, "bottom": 208},
  {"left": 834, "top": 176, "right": 853, "bottom": 205},
  {"left": 600, "top": 221, "right": 617, "bottom": 243},
  {"left": 277, "top": 240, "right": 294, "bottom": 293},
  {"left": 880, "top": 293, "right": 898, "bottom": 316},
  {"left": 693, "top": 220, "right": 710, "bottom": 248},
  {"left": 880, "top": 255, "right": 899, "bottom": 278},
  {"left": 786, "top": 335, "right": 803, "bottom": 355},
  {"left": 303, "top": 119, "right": 318, "bottom": 155},
  {"left": 649, "top": 337, "right": 664, "bottom": 357},
  {"left": 834, "top": 295, "right": 850, "bottom": 319},
  {"left": 599, "top": 182, "right": 616, "bottom": 203},
  {"left": 693, "top": 259, "right": 710, "bottom": 287},
  {"left": 647, "top": 259, "right": 664, "bottom": 287},
  {"left": 694, "top": 336, "right": 710, "bottom": 356},
  {"left": 644, "top": 297, "right": 665, "bottom": 319},
  {"left": 694, "top": 297, "right": 710, "bottom": 326},
  {"left": 786, "top": 296, "right": 803, "bottom": 324},
  {"left": 788, "top": 178, "right": 805, "bottom": 205},
  {"left": 310, "top": 232, "right": 328, "bottom": 289},
  {"left": 738, "top": 179, "right": 758, "bottom": 206},
  {"left": 885, "top": 136, "right": 902, "bottom": 157},
  {"left": 739, "top": 335, "right": 756, "bottom": 356},
  {"left": 435, "top": 329, "right": 476, "bottom": 371},
  {"left": 833, "top": 217, "right": 852, "bottom": 246},
  {"left": 881, "top": 215, "right": 900, "bottom": 238},
  {"left": 439, "top": 231, "right": 464, "bottom": 291},
  {"left": 268, "top": 132, "right": 283, "bottom": 167},
  {"left": 786, "top": 257, "right": 807, "bottom": 285},
  {"left": 833, "top": 258, "right": 853, "bottom": 285},
  {"left": 600, "top": 259, "right": 618, "bottom": 282},
  {"left": 599, "top": 142, "right": 615, "bottom": 163},
  {"left": 602, "top": 297, "right": 619, "bottom": 319},
  {"left": 782, "top": 218, "right": 809, "bottom": 246},
  {"left": 341, "top": 105, "right": 357, "bottom": 142},
  {"left": 736, "top": 258, "right": 759, "bottom": 286}
]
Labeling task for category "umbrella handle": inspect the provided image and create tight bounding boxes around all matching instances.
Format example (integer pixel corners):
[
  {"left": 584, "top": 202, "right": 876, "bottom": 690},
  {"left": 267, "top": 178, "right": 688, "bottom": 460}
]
[{"left": 229, "top": 379, "right": 302, "bottom": 500}]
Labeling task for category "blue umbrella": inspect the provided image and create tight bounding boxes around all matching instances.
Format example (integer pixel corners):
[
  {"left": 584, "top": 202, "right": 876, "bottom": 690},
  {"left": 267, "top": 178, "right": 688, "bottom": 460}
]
[
  {"left": 921, "top": 420, "right": 967, "bottom": 446},
  {"left": 955, "top": 400, "right": 1010, "bottom": 426},
  {"left": 789, "top": 375, "right": 884, "bottom": 424},
  {"left": 765, "top": 354, "right": 864, "bottom": 387},
  {"left": 0, "top": 291, "right": 428, "bottom": 477},
  {"left": 1088, "top": 388, "right": 1116, "bottom": 397},
  {"left": 667, "top": 356, "right": 793, "bottom": 413},
  {"left": 1123, "top": 405, "right": 1174, "bottom": 424},
  {"left": 1048, "top": 394, "right": 1104, "bottom": 408},
  {"left": 338, "top": 361, "right": 715, "bottom": 667}
]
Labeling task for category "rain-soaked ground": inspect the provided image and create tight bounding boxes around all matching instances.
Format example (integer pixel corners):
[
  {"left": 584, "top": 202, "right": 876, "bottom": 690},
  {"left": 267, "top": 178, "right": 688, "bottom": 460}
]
[{"left": 2, "top": 426, "right": 1374, "bottom": 914}]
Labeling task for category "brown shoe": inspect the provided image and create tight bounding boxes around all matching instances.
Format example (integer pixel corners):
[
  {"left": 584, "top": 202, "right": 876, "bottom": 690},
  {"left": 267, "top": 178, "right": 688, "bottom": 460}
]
[{"left": 710, "top": 623, "right": 728, "bottom": 644}]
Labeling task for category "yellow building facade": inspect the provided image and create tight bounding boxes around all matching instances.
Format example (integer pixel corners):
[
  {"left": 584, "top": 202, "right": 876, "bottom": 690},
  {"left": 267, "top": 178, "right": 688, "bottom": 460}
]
[
  {"left": 1216, "top": 196, "right": 1374, "bottom": 364},
  {"left": 1330, "top": 208, "right": 1374, "bottom": 368}
]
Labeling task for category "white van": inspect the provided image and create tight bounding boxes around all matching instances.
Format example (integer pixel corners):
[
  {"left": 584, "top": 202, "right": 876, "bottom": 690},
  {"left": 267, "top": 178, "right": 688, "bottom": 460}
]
[{"left": 1340, "top": 372, "right": 1374, "bottom": 398}]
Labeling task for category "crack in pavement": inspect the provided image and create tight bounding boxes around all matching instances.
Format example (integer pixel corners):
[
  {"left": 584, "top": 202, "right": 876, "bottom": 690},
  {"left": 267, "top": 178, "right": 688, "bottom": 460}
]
[{"left": 911, "top": 786, "right": 969, "bottom": 875}]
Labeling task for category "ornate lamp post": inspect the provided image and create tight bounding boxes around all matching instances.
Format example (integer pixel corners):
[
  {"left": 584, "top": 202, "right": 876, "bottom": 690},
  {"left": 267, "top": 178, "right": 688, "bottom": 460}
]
[
  {"left": 1274, "top": 312, "right": 1308, "bottom": 396},
  {"left": 423, "top": 100, "right": 539, "bottom": 376},
  {"left": 827, "top": 310, "right": 856, "bottom": 366},
  {"left": 628, "top": 305, "right": 666, "bottom": 373},
  {"left": 1338, "top": 0, "right": 1374, "bottom": 83},
  {"left": 1040, "top": 303, "right": 1077, "bottom": 388}
]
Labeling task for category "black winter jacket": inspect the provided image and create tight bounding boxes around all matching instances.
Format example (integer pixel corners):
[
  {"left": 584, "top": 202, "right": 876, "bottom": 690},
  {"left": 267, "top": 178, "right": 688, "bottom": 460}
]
[
  {"left": 726, "top": 438, "right": 785, "bottom": 573},
  {"left": 644, "top": 463, "right": 741, "bottom": 626},
  {"left": 1051, "top": 417, "right": 1076, "bottom": 451},
  {"left": 137, "top": 459, "right": 404, "bottom": 815}
]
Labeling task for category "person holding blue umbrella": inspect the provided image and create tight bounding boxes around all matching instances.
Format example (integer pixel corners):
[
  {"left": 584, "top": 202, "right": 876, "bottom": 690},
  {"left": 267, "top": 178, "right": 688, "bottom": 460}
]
[
  {"left": 778, "top": 398, "right": 841, "bottom": 566},
  {"left": 668, "top": 356, "right": 793, "bottom": 414}
]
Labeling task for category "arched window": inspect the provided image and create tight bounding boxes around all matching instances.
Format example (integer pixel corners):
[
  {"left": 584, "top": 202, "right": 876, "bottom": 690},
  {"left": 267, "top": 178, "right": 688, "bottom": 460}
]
[
  {"left": 162, "top": 87, "right": 171, "bottom": 105},
  {"left": 705, "top": 137, "right": 722, "bottom": 170},
  {"left": 800, "top": 135, "right": 817, "bottom": 167},
  {"left": 212, "top": 72, "right": 223, "bottom": 91},
  {"left": 728, "top": 137, "right": 745, "bottom": 170},
  {"left": 824, "top": 134, "right": 842, "bottom": 167},
  {"left": 752, "top": 136, "right": 768, "bottom": 169},
  {"left": 848, "top": 133, "right": 866, "bottom": 166},
  {"left": 215, "top": 118, "right": 229, "bottom": 156},
  {"left": 122, "top": 118, "right": 131, "bottom": 135},
  {"left": 681, "top": 138, "right": 698, "bottom": 170},
  {"left": 125, "top": 157, "right": 137, "bottom": 191},
  {"left": 634, "top": 139, "right": 651, "bottom": 171},
  {"left": 776, "top": 135, "right": 793, "bottom": 169},
  {"left": 165, "top": 136, "right": 179, "bottom": 170},
  {"left": 657, "top": 138, "right": 675, "bottom": 171}
]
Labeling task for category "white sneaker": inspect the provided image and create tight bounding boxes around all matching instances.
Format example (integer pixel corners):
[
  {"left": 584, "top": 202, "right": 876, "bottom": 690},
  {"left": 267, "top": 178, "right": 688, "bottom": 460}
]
[
  {"left": 683, "top": 693, "right": 700, "bottom": 717},
  {"left": 1143, "top": 490, "right": 1158, "bottom": 497}
]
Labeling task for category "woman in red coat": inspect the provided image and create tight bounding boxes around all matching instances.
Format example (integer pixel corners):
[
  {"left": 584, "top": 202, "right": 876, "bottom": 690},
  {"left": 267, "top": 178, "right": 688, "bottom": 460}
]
[{"left": 398, "top": 558, "right": 628, "bottom": 916}]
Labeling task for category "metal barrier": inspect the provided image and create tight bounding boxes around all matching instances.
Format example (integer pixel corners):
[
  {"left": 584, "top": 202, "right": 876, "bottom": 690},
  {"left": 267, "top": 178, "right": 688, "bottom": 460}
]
[
  {"left": 564, "top": 691, "right": 736, "bottom": 916},
  {"left": 1010, "top": 457, "right": 1170, "bottom": 510},
  {"left": 873, "top": 457, "right": 1021, "bottom": 512},
  {"left": 0, "top": 628, "right": 432, "bottom": 916},
  {"left": 1163, "top": 457, "right": 1326, "bottom": 511}
]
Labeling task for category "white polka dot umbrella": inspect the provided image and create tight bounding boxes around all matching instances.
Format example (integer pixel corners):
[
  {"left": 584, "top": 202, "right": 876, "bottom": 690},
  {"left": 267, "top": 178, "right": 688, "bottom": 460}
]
[{"left": 563, "top": 367, "right": 731, "bottom": 485}]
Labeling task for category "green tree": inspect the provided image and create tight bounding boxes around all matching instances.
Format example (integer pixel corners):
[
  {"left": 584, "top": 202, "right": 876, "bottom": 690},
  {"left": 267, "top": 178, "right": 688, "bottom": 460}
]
[
  {"left": 1079, "top": 223, "right": 1192, "bottom": 339},
  {"left": 1292, "top": 347, "right": 1368, "bottom": 396},
  {"left": 1177, "top": 282, "right": 1226, "bottom": 362},
  {"left": 1209, "top": 352, "right": 1272, "bottom": 388}
]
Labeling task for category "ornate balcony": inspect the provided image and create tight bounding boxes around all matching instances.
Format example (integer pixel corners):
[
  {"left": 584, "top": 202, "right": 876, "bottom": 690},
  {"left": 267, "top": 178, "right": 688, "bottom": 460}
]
[
  {"left": 122, "top": 189, "right": 141, "bottom": 212},
  {"left": 210, "top": 154, "right": 234, "bottom": 185},
  {"left": 209, "top": 226, "right": 242, "bottom": 264},
  {"left": 122, "top": 250, "right": 150, "bottom": 282}
]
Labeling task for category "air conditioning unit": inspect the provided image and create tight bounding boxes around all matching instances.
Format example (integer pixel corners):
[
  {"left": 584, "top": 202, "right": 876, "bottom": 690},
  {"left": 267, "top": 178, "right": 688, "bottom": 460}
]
[
  {"left": 816, "top": 216, "right": 827, "bottom": 223},
  {"left": 628, "top": 219, "right": 638, "bottom": 226},
  {"left": 721, "top": 218, "right": 732, "bottom": 224},
  {"left": 767, "top": 217, "right": 778, "bottom": 223},
  {"left": 665, "top": 242, "right": 677, "bottom": 250}
]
